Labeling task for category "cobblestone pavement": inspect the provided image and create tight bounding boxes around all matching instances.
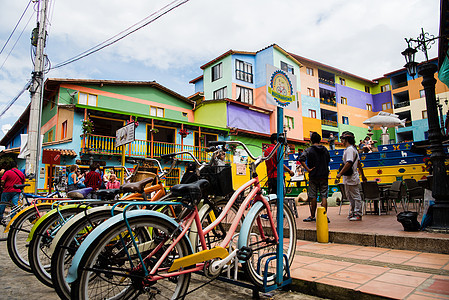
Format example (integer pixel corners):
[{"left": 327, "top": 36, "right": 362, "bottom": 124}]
[{"left": 0, "top": 241, "right": 323, "bottom": 300}]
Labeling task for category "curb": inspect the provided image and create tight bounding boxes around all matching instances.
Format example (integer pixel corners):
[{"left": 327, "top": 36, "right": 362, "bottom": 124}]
[{"left": 297, "top": 228, "right": 449, "bottom": 254}]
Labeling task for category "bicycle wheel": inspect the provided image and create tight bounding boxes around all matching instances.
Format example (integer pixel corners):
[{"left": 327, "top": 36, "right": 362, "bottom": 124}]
[
  {"left": 0, "top": 202, "right": 13, "bottom": 241},
  {"left": 29, "top": 206, "right": 86, "bottom": 287},
  {"left": 7, "top": 203, "right": 53, "bottom": 272},
  {"left": 71, "top": 214, "right": 192, "bottom": 300},
  {"left": 241, "top": 200, "right": 296, "bottom": 287},
  {"left": 51, "top": 208, "right": 117, "bottom": 300},
  {"left": 193, "top": 199, "right": 241, "bottom": 253}
]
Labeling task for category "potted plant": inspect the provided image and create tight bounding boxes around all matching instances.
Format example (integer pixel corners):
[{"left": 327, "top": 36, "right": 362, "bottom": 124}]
[
  {"left": 81, "top": 118, "right": 94, "bottom": 135},
  {"left": 179, "top": 128, "right": 191, "bottom": 138}
]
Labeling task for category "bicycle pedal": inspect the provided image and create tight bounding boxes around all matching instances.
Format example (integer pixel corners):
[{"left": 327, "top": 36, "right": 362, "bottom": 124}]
[{"left": 237, "top": 246, "right": 253, "bottom": 261}]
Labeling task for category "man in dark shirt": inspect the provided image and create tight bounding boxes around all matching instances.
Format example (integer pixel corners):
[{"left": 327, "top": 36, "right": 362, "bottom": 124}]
[
  {"left": 265, "top": 133, "right": 294, "bottom": 195},
  {"left": 299, "top": 132, "right": 330, "bottom": 222}
]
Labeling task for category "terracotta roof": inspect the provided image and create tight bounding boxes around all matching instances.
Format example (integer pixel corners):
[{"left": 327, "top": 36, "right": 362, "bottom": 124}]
[
  {"left": 189, "top": 75, "right": 203, "bottom": 84},
  {"left": 200, "top": 50, "right": 257, "bottom": 70},
  {"left": 44, "top": 148, "right": 78, "bottom": 156}
]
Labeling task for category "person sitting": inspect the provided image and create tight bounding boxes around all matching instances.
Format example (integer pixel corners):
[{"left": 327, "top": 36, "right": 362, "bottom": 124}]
[
  {"left": 362, "top": 136, "right": 374, "bottom": 153},
  {"left": 106, "top": 174, "right": 120, "bottom": 189}
]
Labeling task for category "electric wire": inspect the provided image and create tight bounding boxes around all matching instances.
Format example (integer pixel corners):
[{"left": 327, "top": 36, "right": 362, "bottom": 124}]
[
  {"left": 51, "top": 0, "right": 189, "bottom": 70},
  {"left": 0, "top": 80, "right": 32, "bottom": 119},
  {"left": 0, "top": 0, "right": 33, "bottom": 56},
  {"left": 0, "top": 11, "right": 35, "bottom": 72}
]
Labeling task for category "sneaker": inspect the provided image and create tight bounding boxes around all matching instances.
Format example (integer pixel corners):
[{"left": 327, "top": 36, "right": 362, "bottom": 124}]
[
  {"left": 349, "top": 215, "right": 362, "bottom": 221},
  {"left": 347, "top": 213, "right": 354, "bottom": 220},
  {"left": 303, "top": 216, "right": 316, "bottom": 222}
]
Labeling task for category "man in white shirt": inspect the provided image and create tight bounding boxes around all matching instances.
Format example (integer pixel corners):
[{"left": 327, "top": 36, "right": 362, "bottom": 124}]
[{"left": 336, "top": 131, "right": 367, "bottom": 221}]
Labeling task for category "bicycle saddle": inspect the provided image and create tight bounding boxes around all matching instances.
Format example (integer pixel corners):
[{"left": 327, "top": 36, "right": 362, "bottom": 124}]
[
  {"left": 170, "top": 179, "right": 209, "bottom": 205},
  {"left": 67, "top": 187, "right": 93, "bottom": 199},
  {"left": 96, "top": 189, "right": 120, "bottom": 200},
  {"left": 13, "top": 184, "right": 30, "bottom": 190},
  {"left": 120, "top": 176, "right": 155, "bottom": 194}
]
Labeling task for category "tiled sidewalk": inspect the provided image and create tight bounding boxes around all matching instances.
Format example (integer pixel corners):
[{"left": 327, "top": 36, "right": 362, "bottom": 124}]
[{"left": 290, "top": 240, "right": 449, "bottom": 299}]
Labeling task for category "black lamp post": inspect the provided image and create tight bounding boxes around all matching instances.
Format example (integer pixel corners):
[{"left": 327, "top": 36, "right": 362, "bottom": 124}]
[{"left": 402, "top": 28, "right": 449, "bottom": 229}]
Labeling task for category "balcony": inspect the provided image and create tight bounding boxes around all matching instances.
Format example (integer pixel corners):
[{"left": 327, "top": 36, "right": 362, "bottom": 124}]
[
  {"left": 318, "top": 78, "right": 335, "bottom": 87},
  {"left": 321, "top": 119, "right": 338, "bottom": 127},
  {"left": 81, "top": 134, "right": 214, "bottom": 162},
  {"left": 394, "top": 101, "right": 410, "bottom": 109},
  {"left": 320, "top": 98, "right": 337, "bottom": 107},
  {"left": 391, "top": 82, "right": 408, "bottom": 89}
]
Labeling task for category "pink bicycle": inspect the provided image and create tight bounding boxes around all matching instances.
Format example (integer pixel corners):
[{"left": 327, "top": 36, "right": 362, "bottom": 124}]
[{"left": 68, "top": 137, "right": 297, "bottom": 299}]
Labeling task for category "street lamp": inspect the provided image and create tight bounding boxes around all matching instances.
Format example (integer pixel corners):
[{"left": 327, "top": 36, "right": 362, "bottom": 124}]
[{"left": 402, "top": 28, "right": 449, "bottom": 229}]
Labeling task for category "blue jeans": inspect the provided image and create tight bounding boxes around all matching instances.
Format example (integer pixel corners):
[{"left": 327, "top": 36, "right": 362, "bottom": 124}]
[{"left": 0, "top": 192, "right": 20, "bottom": 219}]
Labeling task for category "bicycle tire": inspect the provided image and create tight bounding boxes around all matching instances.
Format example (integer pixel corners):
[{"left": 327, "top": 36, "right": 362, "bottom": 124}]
[
  {"left": 6, "top": 203, "right": 53, "bottom": 272},
  {"left": 71, "top": 214, "right": 192, "bottom": 300},
  {"left": 29, "top": 206, "right": 87, "bottom": 287},
  {"left": 241, "top": 199, "right": 297, "bottom": 287},
  {"left": 51, "top": 208, "right": 118, "bottom": 300},
  {"left": 0, "top": 202, "right": 13, "bottom": 241}
]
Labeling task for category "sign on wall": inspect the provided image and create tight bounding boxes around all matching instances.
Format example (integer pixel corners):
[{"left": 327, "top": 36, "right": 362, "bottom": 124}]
[
  {"left": 266, "top": 64, "right": 297, "bottom": 111},
  {"left": 115, "top": 122, "right": 135, "bottom": 148}
]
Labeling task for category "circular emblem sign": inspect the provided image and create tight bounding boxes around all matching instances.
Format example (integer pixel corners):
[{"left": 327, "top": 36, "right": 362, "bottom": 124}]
[{"left": 268, "top": 70, "right": 295, "bottom": 107}]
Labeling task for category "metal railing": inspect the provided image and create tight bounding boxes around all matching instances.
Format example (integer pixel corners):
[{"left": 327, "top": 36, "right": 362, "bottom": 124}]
[
  {"left": 321, "top": 119, "right": 338, "bottom": 127},
  {"left": 82, "top": 134, "right": 216, "bottom": 162},
  {"left": 394, "top": 101, "right": 410, "bottom": 109},
  {"left": 318, "top": 78, "right": 335, "bottom": 87},
  {"left": 320, "top": 98, "right": 337, "bottom": 106}
]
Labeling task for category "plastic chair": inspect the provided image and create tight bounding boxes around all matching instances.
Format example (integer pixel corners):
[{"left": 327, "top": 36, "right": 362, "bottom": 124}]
[
  {"left": 385, "top": 181, "right": 404, "bottom": 213},
  {"left": 361, "top": 181, "right": 382, "bottom": 215},
  {"left": 404, "top": 178, "right": 424, "bottom": 215}
]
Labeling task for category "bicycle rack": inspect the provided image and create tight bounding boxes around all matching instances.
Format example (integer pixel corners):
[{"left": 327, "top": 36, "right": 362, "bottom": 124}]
[{"left": 260, "top": 252, "right": 292, "bottom": 292}]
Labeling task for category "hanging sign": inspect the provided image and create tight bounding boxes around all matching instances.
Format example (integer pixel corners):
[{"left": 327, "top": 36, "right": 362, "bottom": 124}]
[
  {"left": 266, "top": 64, "right": 297, "bottom": 111},
  {"left": 115, "top": 122, "right": 135, "bottom": 148}
]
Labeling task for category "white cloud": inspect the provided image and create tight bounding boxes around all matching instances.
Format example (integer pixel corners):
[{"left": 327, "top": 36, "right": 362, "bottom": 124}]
[
  {"left": 2, "top": 124, "right": 12, "bottom": 135},
  {"left": 0, "top": 0, "right": 440, "bottom": 132}
]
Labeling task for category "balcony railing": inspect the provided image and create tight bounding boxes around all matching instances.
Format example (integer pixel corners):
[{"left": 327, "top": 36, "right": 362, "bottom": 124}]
[
  {"left": 394, "top": 101, "right": 410, "bottom": 109},
  {"left": 82, "top": 134, "right": 216, "bottom": 163},
  {"left": 391, "top": 82, "right": 407, "bottom": 89},
  {"left": 320, "top": 98, "right": 337, "bottom": 106},
  {"left": 318, "top": 78, "right": 335, "bottom": 87},
  {"left": 321, "top": 119, "right": 338, "bottom": 127}
]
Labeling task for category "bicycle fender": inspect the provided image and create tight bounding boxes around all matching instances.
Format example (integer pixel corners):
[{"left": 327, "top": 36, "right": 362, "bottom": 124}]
[
  {"left": 4, "top": 203, "right": 51, "bottom": 233},
  {"left": 237, "top": 195, "right": 276, "bottom": 262},
  {"left": 66, "top": 210, "right": 192, "bottom": 283},
  {"left": 26, "top": 204, "right": 90, "bottom": 242},
  {"left": 48, "top": 206, "right": 123, "bottom": 255}
]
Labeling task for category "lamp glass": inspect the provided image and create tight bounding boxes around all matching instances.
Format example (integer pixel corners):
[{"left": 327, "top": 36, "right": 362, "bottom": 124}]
[
  {"left": 401, "top": 47, "right": 418, "bottom": 64},
  {"left": 404, "top": 61, "right": 418, "bottom": 78}
]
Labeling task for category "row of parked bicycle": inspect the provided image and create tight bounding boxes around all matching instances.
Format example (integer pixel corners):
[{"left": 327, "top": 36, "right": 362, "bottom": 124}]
[{"left": 1, "top": 137, "right": 297, "bottom": 300}]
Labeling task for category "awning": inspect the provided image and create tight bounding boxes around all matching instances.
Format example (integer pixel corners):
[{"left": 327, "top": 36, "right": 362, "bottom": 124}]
[{"left": 44, "top": 148, "right": 78, "bottom": 156}]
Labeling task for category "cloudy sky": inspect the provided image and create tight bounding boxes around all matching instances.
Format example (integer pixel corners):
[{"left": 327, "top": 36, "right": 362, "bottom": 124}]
[{"left": 0, "top": 0, "right": 440, "bottom": 140}]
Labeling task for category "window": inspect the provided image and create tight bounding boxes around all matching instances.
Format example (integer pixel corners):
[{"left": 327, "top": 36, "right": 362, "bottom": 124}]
[
  {"left": 50, "top": 95, "right": 56, "bottom": 109},
  {"left": 284, "top": 116, "right": 294, "bottom": 129},
  {"left": 308, "top": 109, "right": 316, "bottom": 119},
  {"left": 422, "top": 110, "right": 427, "bottom": 119},
  {"left": 235, "top": 60, "right": 253, "bottom": 83},
  {"left": 150, "top": 106, "right": 164, "bottom": 117},
  {"left": 342, "top": 116, "right": 349, "bottom": 125},
  {"left": 48, "top": 130, "right": 53, "bottom": 142},
  {"left": 307, "top": 88, "right": 315, "bottom": 97},
  {"left": 306, "top": 67, "right": 314, "bottom": 76},
  {"left": 213, "top": 87, "right": 227, "bottom": 100},
  {"left": 212, "top": 63, "right": 222, "bottom": 81},
  {"left": 339, "top": 78, "right": 346, "bottom": 86},
  {"left": 365, "top": 86, "right": 370, "bottom": 93},
  {"left": 382, "top": 102, "right": 392, "bottom": 110},
  {"left": 419, "top": 89, "right": 425, "bottom": 98},
  {"left": 78, "top": 92, "right": 98, "bottom": 106},
  {"left": 281, "top": 61, "right": 294, "bottom": 74},
  {"left": 236, "top": 86, "right": 253, "bottom": 104},
  {"left": 366, "top": 103, "right": 372, "bottom": 111},
  {"left": 61, "top": 121, "right": 68, "bottom": 139},
  {"left": 381, "top": 84, "right": 390, "bottom": 92},
  {"left": 340, "top": 97, "right": 347, "bottom": 105}
]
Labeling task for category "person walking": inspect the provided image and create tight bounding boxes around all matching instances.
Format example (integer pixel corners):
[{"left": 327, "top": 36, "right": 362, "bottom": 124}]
[
  {"left": 299, "top": 132, "right": 331, "bottom": 222},
  {"left": 336, "top": 131, "right": 367, "bottom": 221},
  {"left": 328, "top": 133, "right": 336, "bottom": 150},
  {"left": 0, "top": 160, "right": 25, "bottom": 224},
  {"left": 265, "top": 133, "right": 294, "bottom": 195}
]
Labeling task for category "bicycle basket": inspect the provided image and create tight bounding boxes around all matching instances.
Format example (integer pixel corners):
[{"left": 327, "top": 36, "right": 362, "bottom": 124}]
[{"left": 200, "top": 165, "right": 233, "bottom": 196}]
